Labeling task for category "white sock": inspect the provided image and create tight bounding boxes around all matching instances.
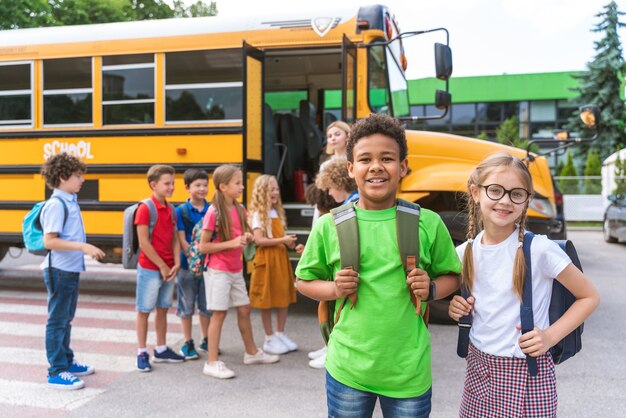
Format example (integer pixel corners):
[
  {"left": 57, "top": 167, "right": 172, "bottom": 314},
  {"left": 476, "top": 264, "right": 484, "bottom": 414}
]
[
  {"left": 137, "top": 347, "right": 148, "bottom": 355},
  {"left": 265, "top": 334, "right": 273, "bottom": 341},
  {"left": 155, "top": 345, "right": 167, "bottom": 354}
]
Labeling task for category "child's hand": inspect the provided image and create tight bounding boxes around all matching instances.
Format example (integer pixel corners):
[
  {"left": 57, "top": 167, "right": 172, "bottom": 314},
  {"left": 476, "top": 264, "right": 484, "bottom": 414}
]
[
  {"left": 283, "top": 234, "right": 297, "bottom": 248},
  {"left": 295, "top": 243, "right": 305, "bottom": 254},
  {"left": 518, "top": 326, "right": 554, "bottom": 358},
  {"left": 230, "top": 236, "right": 245, "bottom": 249},
  {"left": 448, "top": 295, "right": 474, "bottom": 321},
  {"left": 81, "top": 243, "right": 105, "bottom": 260},
  {"left": 334, "top": 268, "right": 359, "bottom": 299},
  {"left": 406, "top": 268, "right": 430, "bottom": 301},
  {"left": 166, "top": 264, "right": 180, "bottom": 282},
  {"left": 244, "top": 232, "right": 255, "bottom": 244},
  {"left": 159, "top": 265, "right": 172, "bottom": 281}
]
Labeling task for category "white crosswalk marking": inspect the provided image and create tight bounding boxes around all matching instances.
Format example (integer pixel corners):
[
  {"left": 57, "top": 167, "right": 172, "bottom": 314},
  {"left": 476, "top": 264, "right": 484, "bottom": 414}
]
[
  {"left": 0, "top": 347, "right": 136, "bottom": 373},
  {"left": 0, "top": 379, "right": 104, "bottom": 410}
]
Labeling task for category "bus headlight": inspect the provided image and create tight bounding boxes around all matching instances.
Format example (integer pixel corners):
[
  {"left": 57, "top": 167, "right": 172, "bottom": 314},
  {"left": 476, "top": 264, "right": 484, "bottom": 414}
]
[{"left": 528, "top": 196, "right": 556, "bottom": 219}]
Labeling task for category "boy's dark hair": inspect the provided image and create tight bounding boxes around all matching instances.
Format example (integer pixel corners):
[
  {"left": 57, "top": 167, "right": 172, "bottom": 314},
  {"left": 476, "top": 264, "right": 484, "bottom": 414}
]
[
  {"left": 183, "top": 168, "right": 209, "bottom": 186},
  {"left": 147, "top": 165, "right": 175, "bottom": 185},
  {"left": 41, "top": 153, "right": 87, "bottom": 189},
  {"left": 305, "top": 183, "right": 340, "bottom": 215},
  {"left": 346, "top": 113, "right": 407, "bottom": 162}
]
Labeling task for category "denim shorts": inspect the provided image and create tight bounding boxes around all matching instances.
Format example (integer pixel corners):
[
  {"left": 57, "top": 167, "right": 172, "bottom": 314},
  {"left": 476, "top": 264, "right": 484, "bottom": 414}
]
[
  {"left": 176, "top": 268, "right": 212, "bottom": 318},
  {"left": 136, "top": 265, "right": 175, "bottom": 312}
]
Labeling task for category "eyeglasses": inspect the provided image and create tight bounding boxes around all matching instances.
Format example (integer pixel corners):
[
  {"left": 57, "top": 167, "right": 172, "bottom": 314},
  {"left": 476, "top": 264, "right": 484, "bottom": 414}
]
[{"left": 478, "top": 184, "right": 531, "bottom": 204}]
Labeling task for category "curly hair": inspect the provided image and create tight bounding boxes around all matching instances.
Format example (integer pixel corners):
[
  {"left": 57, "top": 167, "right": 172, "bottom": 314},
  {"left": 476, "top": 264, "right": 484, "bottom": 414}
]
[
  {"left": 346, "top": 113, "right": 407, "bottom": 162},
  {"left": 248, "top": 174, "right": 286, "bottom": 236},
  {"left": 41, "top": 153, "right": 87, "bottom": 189},
  {"left": 304, "top": 183, "right": 340, "bottom": 215},
  {"left": 315, "top": 158, "right": 356, "bottom": 193}
]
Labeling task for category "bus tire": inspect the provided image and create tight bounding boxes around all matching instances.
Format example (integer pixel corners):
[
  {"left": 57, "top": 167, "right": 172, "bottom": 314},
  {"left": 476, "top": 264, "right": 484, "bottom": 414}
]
[{"left": 0, "top": 246, "right": 7, "bottom": 262}]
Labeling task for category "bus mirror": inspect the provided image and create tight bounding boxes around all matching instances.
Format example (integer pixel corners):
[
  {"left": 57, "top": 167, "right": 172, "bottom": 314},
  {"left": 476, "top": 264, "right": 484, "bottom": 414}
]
[
  {"left": 435, "top": 90, "right": 451, "bottom": 110},
  {"left": 579, "top": 104, "right": 600, "bottom": 128},
  {"left": 435, "top": 43, "right": 452, "bottom": 80},
  {"left": 553, "top": 130, "right": 569, "bottom": 141}
]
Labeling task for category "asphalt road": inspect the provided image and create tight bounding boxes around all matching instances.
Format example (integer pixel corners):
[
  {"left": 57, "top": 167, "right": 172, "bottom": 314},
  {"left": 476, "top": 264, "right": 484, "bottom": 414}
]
[{"left": 1, "top": 230, "right": 624, "bottom": 417}]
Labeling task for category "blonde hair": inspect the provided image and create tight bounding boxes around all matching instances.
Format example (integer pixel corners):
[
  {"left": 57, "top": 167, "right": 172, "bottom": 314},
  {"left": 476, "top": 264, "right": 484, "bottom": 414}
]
[
  {"left": 325, "top": 121, "right": 351, "bottom": 155},
  {"left": 147, "top": 164, "right": 175, "bottom": 185},
  {"left": 315, "top": 158, "right": 356, "bottom": 193},
  {"left": 211, "top": 164, "right": 250, "bottom": 241},
  {"left": 462, "top": 152, "right": 534, "bottom": 299},
  {"left": 248, "top": 175, "right": 286, "bottom": 236}
]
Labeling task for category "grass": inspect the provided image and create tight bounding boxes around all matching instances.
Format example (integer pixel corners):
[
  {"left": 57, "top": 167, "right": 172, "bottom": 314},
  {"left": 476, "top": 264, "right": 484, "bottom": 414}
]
[{"left": 567, "top": 221, "right": 602, "bottom": 228}]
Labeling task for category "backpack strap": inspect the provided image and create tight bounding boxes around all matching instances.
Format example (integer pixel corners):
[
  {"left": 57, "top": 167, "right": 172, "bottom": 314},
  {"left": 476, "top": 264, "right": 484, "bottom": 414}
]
[
  {"left": 457, "top": 285, "right": 473, "bottom": 358},
  {"left": 178, "top": 202, "right": 192, "bottom": 232},
  {"left": 396, "top": 199, "right": 422, "bottom": 315},
  {"left": 141, "top": 198, "right": 158, "bottom": 242},
  {"left": 46, "top": 196, "right": 69, "bottom": 270},
  {"left": 330, "top": 202, "right": 359, "bottom": 320},
  {"left": 521, "top": 231, "right": 538, "bottom": 376}
]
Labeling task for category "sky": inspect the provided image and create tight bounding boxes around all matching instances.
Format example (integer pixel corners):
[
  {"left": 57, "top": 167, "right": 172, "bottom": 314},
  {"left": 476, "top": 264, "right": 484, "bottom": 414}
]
[{"left": 211, "top": 0, "right": 626, "bottom": 80}]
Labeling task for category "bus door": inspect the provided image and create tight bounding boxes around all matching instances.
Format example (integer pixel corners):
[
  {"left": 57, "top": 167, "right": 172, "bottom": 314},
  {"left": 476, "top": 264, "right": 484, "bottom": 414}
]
[
  {"left": 242, "top": 42, "right": 265, "bottom": 203},
  {"left": 342, "top": 35, "right": 357, "bottom": 123}
]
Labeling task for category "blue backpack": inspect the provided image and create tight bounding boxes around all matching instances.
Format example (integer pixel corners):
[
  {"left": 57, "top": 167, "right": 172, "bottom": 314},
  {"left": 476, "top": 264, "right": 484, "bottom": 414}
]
[{"left": 22, "top": 196, "right": 68, "bottom": 255}]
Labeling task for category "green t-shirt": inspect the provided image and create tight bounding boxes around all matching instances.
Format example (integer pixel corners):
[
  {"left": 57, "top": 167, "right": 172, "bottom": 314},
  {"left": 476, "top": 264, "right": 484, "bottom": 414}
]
[{"left": 295, "top": 204, "right": 461, "bottom": 398}]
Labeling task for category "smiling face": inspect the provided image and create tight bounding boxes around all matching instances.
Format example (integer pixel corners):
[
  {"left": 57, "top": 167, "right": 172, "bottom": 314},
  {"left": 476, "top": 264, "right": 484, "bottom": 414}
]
[
  {"left": 269, "top": 177, "right": 280, "bottom": 205},
  {"left": 470, "top": 167, "right": 529, "bottom": 233},
  {"left": 347, "top": 134, "right": 407, "bottom": 210},
  {"left": 187, "top": 178, "right": 208, "bottom": 202},
  {"left": 151, "top": 173, "right": 175, "bottom": 200},
  {"left": 219, "top": 170, "right": 244, "bottom": 202}
]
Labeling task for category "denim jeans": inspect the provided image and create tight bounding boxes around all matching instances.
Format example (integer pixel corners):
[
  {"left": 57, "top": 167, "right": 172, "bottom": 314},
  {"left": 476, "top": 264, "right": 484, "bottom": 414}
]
[
  {"left": 326, "top": 372, "right": 432, "bottom": 418},
  {"left": 43, "top": 268, "right": 80, "bottom": 376},
  {"left": 176, "top": 268, "right": 211, "bottom": 318}
]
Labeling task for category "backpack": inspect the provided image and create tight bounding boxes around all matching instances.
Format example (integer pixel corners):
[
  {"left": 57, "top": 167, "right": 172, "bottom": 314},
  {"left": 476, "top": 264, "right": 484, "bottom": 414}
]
[
  {"left": 122, "top": 198, "right": 176, "bottom": 269},
  {"left": 318, "top": 199, "right": 422, "bottom": 344},
  {"left": 186, "top": 208, "right": 218, "bottom": 276},
  {"left": 457, "top": 232, "right": 584, "bottom": 376},
  {"left": 22, "top": 196, "right": 69, "bottom": 255}
]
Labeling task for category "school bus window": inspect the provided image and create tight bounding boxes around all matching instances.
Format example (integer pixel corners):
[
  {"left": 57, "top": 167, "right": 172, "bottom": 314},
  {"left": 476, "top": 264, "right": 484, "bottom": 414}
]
[
  {"left": 367, "top": 45, "right": 390, "bottom": 115},
  {"left": 0, "top": 62, "right": 32, "bottom": 127},
  {"left": 165, "top": 49, "right": 242, "bottom": 123},
  {"left": 102, "top": 54, "right": 155, "bottom": 125},
  {"left": 386, "top": 47, "right": 410, "bottom": 117},
  {"left": 43, "top": 57, "right": 93, "bottom": 126}
]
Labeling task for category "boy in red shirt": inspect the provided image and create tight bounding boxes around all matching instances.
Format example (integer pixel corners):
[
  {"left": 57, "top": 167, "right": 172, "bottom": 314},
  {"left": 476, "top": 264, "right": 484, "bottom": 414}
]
[{"left": 135, "top": 165, "right": 185, "bottom": 371}]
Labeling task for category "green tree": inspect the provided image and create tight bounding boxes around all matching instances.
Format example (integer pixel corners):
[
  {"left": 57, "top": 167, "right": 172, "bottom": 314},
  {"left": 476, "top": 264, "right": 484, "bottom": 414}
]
[
  {"left": 559, "top": 150, "right": 580, "bottom": 194},
  {"left": 583, "top": 148, "right": 602, "bottom": 194},
  {"left": 567, "top": 1, "right": 626, "bottom": 160},
  {"left": 614, "top": 152, "right": 626, "bottom": 195},
  {"left": 495, "top": 115, "right": 539, "bottom": 152},
  {"left": 475, "top": 131, "right": 489, "bottom": 140},
  {"left": 0, "top": 0, "right": 54, "bottom": 29}
]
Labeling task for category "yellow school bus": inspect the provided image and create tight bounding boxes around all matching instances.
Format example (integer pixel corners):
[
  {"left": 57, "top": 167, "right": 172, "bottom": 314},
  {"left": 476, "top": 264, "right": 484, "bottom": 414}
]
[{"left": 0, "top": 4, "right": 560, "bottom": 263}]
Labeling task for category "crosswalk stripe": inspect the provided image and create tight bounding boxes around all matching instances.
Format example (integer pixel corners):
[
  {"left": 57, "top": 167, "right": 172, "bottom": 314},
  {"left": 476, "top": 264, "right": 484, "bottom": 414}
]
[
  {"left": 0, "top": 320, "right": 184, "bottom": 345},
  {"left": 0, "top": 378, "right": 104, "bottom": 410},
  {"left": 0, "top": 347, "right": 137, "bottom": 373},
  {"left": 0, "top": 290, "right": 137, "bottom": 305}
]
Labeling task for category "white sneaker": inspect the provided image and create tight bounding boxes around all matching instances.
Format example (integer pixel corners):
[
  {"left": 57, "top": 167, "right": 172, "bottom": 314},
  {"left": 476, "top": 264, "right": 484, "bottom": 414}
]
[
  {"left": 307, "top": 346, "right": 326, "bottom": 360},
  {"left": 263, "top": 335, "right": 289, "bottom": 355},
  {"left": 275, "top": 332, "right": 298, "bottom": 352},
  {"left": 203, "top": 361, "right": 235, "bottom": 379},
  {"left": 308, "top": 351, "right": 326, "bottom": 369},
  {"left": 244, "top": 348, "right": 280, "bottom": 365}
]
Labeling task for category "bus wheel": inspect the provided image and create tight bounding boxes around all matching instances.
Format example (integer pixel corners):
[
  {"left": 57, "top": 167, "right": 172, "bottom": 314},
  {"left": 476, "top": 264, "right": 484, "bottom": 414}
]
[
  {"left": 96, "top": 247, "right": 122, "bottom": 264},
  {"left": 0, "top": 246, "right": 7, "bottom": 262}
]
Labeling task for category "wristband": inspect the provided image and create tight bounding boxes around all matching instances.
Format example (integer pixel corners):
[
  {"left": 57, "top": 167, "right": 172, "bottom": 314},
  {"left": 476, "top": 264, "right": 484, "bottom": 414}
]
[{"left": 428, "top": 281, "right": 436, "bottom": 301}]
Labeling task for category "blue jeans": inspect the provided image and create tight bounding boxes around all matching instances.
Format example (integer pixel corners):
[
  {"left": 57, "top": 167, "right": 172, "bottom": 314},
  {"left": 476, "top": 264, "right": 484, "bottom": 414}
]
[
  {"left": 43, "top": 268, "right": 80, "bottom": 376},
  {"left": 176, "top": 269, "right": 212, "bottom": 318},
  {"left": 326, "top": 372, "right": 432, "bottom": 418}
]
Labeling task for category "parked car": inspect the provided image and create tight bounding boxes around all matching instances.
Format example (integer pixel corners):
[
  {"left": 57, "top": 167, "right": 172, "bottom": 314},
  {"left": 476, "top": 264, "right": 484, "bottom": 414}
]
[{"left": 603, "top": 194, "right": 626, "bottom": 243}]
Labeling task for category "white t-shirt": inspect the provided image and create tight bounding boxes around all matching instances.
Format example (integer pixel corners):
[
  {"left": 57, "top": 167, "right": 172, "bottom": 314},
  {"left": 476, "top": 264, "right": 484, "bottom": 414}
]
[
  {"left": 251, "top": 209, "right": 278, "bottom": 237},
  {"left": 456, "top": 228, "right": 571, "bottom": 358}
]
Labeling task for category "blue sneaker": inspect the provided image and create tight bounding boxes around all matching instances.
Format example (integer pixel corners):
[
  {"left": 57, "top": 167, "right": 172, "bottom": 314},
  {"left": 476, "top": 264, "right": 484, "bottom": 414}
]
[
  {"left": 153, "top": 347, "right": 185, "bottom": 363},
  {"left": 68, "top": 360, "right": 95, "bottom": 376},
  {"left": 47, "top": 371, "right": 85, "bottom": 390},
  {"left": 199, "top": 337, "right": 208, "bottom": 352},
  {"left": 180, "top": 340, "right": 199, "bottom": 360},
  {"left": 137, "top": 352, "right": 152, "bottom": 372}
]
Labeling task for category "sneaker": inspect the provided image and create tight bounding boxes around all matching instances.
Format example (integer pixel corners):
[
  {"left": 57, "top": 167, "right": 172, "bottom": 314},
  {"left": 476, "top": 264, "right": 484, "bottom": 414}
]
[
  {"left": 180, "top": 340, "right": 199, "bottom": 360},
  {"left": 47, "top": 371, "right": 85, "bottom": 390},
  {"left": 137, "top": 352, "right": 152, "bottom": 372},
  {"left": 199, "top": 337, "right": 208, "bottom": 352},
  {"left": 243, "top": 348, "right": 280, "bottom": 365},
  {"left": 275, "top": 332, "right": 298, "bottom": 352},
  {"left": 203, "top": 361, "right": 235, "bottom": 379},
  {"left": 67, "top": 360, "right": 95, "bottom": 376},
  {"left": 153, "top": 347, "right": 185, "bottom": 363},
  {"left": 262, "top": 335, "right": 289, "bottom": 355},
  {"left": 308, "top": 351, "right": 326, "bottom": 369},
  {"left": 308, "top": 346, "right": 326, "bottom": 360}
]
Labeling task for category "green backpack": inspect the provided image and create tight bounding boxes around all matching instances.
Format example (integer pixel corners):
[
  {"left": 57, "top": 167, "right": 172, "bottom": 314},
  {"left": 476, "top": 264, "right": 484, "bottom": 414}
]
[{"left": 318, "top": 198, "right": 425, "bottom": 344}]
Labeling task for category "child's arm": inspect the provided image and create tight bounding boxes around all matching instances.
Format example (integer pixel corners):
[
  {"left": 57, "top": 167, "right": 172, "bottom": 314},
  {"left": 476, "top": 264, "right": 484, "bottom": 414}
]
[
  {"left": 199, "top": 228, "right": 243, "bottom": 254},
  {"left": 178, "top": 230, "right": 190, "bottom": 254},
  {"left": 253, "top": 228, "right": 296, "bottom": 248},
  {"left": 169, "top": 231, "right": 181, "bottom": 280},
  {"left": 406, "top": 269, "right": 460, "bottom": 301},
  {"left": 296, "top": 268, "right": 359, "bottom": 301},
  {"left": 519, "top": 264, "right": 599, "bottom": 358},
  {"left": 43, "top": 233, "right": 105, "bottom": 260},
  {"left": 137, "top": 224, "right": 171, "bottom": 280}
]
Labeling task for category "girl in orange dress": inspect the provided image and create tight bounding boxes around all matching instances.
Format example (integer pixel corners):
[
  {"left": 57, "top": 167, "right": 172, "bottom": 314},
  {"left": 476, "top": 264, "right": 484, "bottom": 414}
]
[{"left": 248, "top": 175, "right": 304, "bottom": 355}]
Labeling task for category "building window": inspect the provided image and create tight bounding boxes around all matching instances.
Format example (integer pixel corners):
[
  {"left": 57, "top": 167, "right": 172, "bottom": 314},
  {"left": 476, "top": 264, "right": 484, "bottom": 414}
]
[
  {"left": 0, "top": 62, "right": 32, "bottom": 127},
  {"left": 530, "top": 100, "right": 556, "bottom": 121},
  {"left": 43, "top": 57, "right": 92, "bottom": 126},
  {"left": 165, "top": 49, "right": 242, "bottom": 123},
  {"left": 102, "top": 54, "right": 154, "bottom": 125}
]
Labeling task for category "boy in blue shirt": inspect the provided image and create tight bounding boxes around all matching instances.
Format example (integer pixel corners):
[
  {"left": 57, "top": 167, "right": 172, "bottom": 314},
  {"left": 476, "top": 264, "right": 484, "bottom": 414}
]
[
  {"left": 175, "top": 168, "right": 212, "bottom": 359},
  {"left": 40, "top": 153, "right": 105, "bottom": 390}
]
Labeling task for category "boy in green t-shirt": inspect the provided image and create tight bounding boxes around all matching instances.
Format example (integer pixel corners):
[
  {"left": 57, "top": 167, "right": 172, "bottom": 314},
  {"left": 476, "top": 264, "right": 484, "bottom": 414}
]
[{"left": 296, "top": 113, "right": 461, "bottom": 417}]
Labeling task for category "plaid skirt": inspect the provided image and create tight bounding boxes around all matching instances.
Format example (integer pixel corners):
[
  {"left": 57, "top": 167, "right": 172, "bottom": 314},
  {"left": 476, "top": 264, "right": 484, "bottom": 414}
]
[{"left": 460, "top": 343, "right": 557, "bottom": 418}]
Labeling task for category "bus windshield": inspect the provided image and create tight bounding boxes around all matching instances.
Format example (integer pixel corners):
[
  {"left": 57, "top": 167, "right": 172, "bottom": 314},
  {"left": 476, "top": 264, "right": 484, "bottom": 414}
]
[{"left": 367, "top": 43, "right": 410, "bottom": 118}]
